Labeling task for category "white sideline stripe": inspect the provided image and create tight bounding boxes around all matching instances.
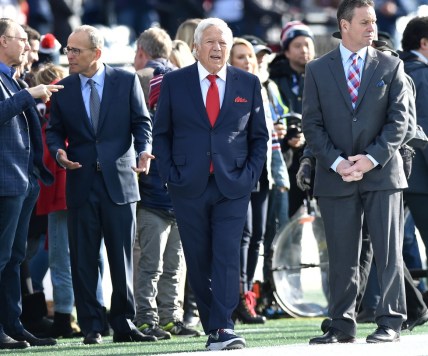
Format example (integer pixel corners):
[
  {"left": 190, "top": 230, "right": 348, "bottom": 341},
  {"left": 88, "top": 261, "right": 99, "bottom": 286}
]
[{"left": 167, "top": 334, "right": 428, "bottom": 356}]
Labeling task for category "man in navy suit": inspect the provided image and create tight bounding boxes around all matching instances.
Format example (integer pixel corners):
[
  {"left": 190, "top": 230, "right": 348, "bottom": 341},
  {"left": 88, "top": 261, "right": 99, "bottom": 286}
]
[
  {"left": 46, "top": 25, "right": 156, "bottom": 345},
  {"left": 0, "top": 18, "right": 62, "bottom": 349},
  {"left": 153, "top": 18, "right": 268, "bottom": 351}
]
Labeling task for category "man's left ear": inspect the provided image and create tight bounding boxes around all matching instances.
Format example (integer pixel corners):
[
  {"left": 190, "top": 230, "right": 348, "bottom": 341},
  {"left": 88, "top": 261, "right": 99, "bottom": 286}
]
[
  {"left": 94, "top": 47, "right": 102, "bottom": 60},
  {"left": 420, "top": 37, "right": 428, "bottom": 50},
  {"left": 340, "top": 19, "right": 349, "bottom": 34}
]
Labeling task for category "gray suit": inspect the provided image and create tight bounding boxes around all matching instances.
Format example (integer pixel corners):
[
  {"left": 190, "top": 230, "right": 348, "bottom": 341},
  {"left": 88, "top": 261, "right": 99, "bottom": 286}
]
[{"left": 302, "top": 46, "right": 408, "bottom": 335}]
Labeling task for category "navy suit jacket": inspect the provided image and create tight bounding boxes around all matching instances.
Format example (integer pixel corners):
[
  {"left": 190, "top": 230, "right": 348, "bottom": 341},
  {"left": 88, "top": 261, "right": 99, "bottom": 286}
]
[
  {"left": 153, "top": 63, "right": 268, "bottom": 199},
  {"left": 46, "top": 64, "right": 152, "bottom": 208},
  {"left": 0, "top": 74, "right": 53, "bottom": 196}
]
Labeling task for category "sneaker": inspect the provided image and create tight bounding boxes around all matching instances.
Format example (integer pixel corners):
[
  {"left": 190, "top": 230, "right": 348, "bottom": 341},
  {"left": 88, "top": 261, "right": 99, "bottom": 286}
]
[
  {"left": 138, "top": 323, "right": 171, "bottom": 340},
  {"left": 162, "top": 321, "right": 201, "bottom": 337},
  {"left": 205, "top": 329, "right": 246, "bottom": 350}
]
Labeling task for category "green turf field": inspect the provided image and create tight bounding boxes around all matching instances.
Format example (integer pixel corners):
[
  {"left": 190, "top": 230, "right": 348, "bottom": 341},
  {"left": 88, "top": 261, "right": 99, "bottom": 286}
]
[{"left": 8, "top": 317, "right": 428, "bottom": 355}]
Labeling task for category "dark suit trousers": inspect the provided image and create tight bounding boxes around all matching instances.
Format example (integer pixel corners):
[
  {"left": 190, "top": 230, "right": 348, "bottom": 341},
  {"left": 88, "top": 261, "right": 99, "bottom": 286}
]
[
  {"left": 67, "top": 172, "right": 136, "bottom": 335},
  {"left": 318, "top": 189, "right": 406, "bottom": 336},
  {"left": 357, "top": 221, "right": 426, "bottom": 321},
  {"left": 170, "top": 176, "right": 251, "bottom": 334}
]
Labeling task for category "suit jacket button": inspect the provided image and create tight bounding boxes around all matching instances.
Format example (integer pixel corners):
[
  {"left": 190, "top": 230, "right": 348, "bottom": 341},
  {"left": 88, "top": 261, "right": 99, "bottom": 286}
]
[
  {"left": 353, "top": 117, "right": 357, "bottom": 122},
  {"left": 207, "top": 152, "right": 211, "bottom": 156}
]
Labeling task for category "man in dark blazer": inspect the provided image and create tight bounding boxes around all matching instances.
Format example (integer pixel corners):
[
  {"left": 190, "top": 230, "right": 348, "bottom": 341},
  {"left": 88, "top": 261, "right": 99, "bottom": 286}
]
[
  {"left": 153, "top": 18, "right": 268, "bottom": 351},
  {"left": 399, "top": 16, "right": 428, "bottom": 276},
  {"left": 302, "top": 0, "right": 408, "bottom": 345},
  {"left": 0, "top": 18, "right": 62, "bottom": 349},
  {"left": 45, "top": 25, "right": 156, "bottom": 345}
]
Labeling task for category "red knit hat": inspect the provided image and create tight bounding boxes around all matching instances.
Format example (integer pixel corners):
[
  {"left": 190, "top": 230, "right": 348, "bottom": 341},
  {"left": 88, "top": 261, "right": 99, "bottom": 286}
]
[{"left": 39, "top": 33, "right": 61, "bottom": 54}]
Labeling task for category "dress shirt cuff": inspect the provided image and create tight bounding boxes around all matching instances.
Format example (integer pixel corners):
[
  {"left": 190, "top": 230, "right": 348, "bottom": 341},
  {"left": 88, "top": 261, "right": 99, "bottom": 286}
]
[
  {"left": 331, "top": 156, "right": 345, "bottom": 172},
  {"left": 366, "top": 154, "right": 379, "bottom": 167}
]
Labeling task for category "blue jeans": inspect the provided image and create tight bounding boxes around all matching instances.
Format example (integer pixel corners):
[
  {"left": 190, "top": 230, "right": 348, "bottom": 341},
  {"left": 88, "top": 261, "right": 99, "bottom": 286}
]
[
  {"left": 263, "top": 186, "right": 289, "bottom": 280},
  {"left": 48, "top": 210, "right": 74, "bottom": 314},
  {"left": 403, "top": 211, "right": 426, "bottom": 292},
  {"left": 29, "top": 234, "right": 49, "bottom": 292},
  {"left": 241, "top": 180, "right": 269, "bottom": 292},
  {"left": 49, "top": 210, "right": 105, "bottom": 314},
  {"left": 0, "top": 174, "right": 40, "bottom": 334}
]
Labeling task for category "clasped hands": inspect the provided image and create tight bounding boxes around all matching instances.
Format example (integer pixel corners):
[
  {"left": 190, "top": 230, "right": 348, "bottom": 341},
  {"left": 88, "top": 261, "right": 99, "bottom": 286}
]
[{"left": 337, "top": 154, "right": 374, "bottom": 182}]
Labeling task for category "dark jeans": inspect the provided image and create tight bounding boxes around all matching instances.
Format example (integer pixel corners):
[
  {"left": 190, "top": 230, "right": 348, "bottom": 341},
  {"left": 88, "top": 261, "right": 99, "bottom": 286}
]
[
  {"left": 0, "top": 175, "right": 40, "bottom": 335},
  {"left": 240, "top": 179, "right": 269, "bottom": 292}
]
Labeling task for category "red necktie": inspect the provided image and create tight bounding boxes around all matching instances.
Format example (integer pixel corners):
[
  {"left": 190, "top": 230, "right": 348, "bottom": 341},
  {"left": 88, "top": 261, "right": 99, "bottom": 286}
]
[
  {"left": 206, "top": 74, "right": 220, "bottom": 126},
  {"left": 206, "top": 75, "right": 220, "bottom": 173}
]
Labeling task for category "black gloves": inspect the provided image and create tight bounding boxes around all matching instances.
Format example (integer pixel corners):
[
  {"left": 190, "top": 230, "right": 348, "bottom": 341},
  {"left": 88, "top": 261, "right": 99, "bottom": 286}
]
[{"left": 296, "top": 157, "right": 313, "bottom": 191}]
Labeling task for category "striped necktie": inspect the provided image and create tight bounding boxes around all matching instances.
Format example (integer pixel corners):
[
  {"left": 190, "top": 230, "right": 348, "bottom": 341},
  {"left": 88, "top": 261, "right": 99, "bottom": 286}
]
[
  {"left": 347, "top": 53, "right": 360, "bottom": 108},
  {"left": 88, "top": 79, "right": 100, "bottom": 132}
]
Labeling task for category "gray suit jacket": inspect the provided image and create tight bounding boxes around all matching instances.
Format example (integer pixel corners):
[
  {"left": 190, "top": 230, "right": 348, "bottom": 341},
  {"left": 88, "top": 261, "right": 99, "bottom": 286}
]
[{"left": 302, "top": 46, "right": 409, "bottom": 197}]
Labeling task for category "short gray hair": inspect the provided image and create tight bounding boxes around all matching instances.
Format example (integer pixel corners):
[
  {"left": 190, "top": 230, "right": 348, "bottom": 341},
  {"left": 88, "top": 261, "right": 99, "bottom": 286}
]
[
  {"left": 0, "top": 18, "right": 14, "bottom": 37},
  {"left": 193, "top": 17, "right": 233, "bottom": 50},
  {"left": 72, "top": 25, "right": 104, "bottom": 49},
  {"left": 137, "top": 27, "right": 172, "bottom": 59}
]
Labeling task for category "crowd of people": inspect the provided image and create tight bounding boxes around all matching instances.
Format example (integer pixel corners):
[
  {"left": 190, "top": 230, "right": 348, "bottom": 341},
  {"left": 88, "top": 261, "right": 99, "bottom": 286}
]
[{"left": 1, "top": 0, "right": 428, "bottom": 352}]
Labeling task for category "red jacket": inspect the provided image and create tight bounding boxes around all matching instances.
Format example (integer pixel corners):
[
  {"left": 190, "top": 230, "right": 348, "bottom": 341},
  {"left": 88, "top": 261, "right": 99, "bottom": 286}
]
[{"left": 36, "top": 100, "right": 67, "bottom": 215}]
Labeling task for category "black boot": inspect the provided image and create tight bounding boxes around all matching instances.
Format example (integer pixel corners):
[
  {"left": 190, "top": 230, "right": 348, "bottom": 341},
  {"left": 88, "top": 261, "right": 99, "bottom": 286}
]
[
  {"left": 49, "top": 312, "right": 73, "bottom": 338},
  {"left": 101, "top": 307, "right": 110, "bottom": 336},
  {"left": 232, "top": 293, "right": 266, "bottom": 324}
]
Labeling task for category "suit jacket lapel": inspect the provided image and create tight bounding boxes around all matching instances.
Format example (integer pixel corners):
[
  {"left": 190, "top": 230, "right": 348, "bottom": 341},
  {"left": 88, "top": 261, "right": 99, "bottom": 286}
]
[
  {"left": 354, "top": 46, "right": 378, "bottom": 110},
  {"left": 98, "top": 65, "right": 116, "bottom": 132},
  {"left": 328, "top": 47, "right": 354, "bottom": 112},
  {"left": 215, "top": 66, "right": 238, "bottom": 127},
  {"left": 69, "top": 74, "right": 93, "bottom": 133},
  {"left": 187, "top": 63, "right": 212, "bottom": 128}
]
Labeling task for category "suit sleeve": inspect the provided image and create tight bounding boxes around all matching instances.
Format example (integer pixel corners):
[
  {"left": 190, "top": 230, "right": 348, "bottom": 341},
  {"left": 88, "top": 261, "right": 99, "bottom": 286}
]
[
  {"left": 45, "top": 91, "right": 67, "bottom": 161},
  {"left": 302, "top": 63, "right": 344, "bottom": 171},
  {"left": 247, "top": 76, "right": 269, "bottom": 186},
  {"left": 129, "top": 73, "right": 152, "bottom": 154},
  {"left": 364, "top": 60, "right": 409, "bottom": 167}
]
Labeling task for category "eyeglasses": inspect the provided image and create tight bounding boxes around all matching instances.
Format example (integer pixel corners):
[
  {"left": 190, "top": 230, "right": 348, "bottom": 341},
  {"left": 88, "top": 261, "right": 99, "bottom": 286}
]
[
  {"left": 63, "top": 46, "right": 96, "bottom": 56},
  {"left": 3, "top": 35, "right": 28, "bottom": 44}
]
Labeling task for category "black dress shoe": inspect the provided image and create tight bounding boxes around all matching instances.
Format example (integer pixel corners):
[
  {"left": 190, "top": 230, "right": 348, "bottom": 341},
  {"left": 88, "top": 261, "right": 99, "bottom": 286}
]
[
  {"left": 309, "top": 328, "right": 356, "bottom": 344},
  {"left": 0, "top": 333, "right": 30, "bottom": 350},
  {"left": 9, "top": 329, "right": 57, "bottom": 347},
  {"left": 113, "top": 328, "right": 157, "bottom": 343},
  {"left": 366, "top": 326, "right": 399, "bottom": 343},
  {"left": 83, "top": 332, "right": 102, "bottom": 345},
  {"left": 406, "top": 310, "right": 428, "bottom": 331},
  {"left": 320, "top": 318, "right": 332, "bottom": 333}
]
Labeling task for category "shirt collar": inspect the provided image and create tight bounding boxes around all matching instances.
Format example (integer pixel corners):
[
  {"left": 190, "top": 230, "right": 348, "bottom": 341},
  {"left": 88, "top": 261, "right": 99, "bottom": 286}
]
[
  {"left": 0, "top": 62, "right": 16, "bottom": 78},
  {"left": 410, "top": 50, "right": 428, "bottom": 65},
  {"left": 79, "top": 64, "right": 106, "bottom": 88},
  {"left": 197, "top": 61, "right": 227, "bottom": 82},
  {"left": 340, "top": 43, "right": 368, "bottom": 63}
]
